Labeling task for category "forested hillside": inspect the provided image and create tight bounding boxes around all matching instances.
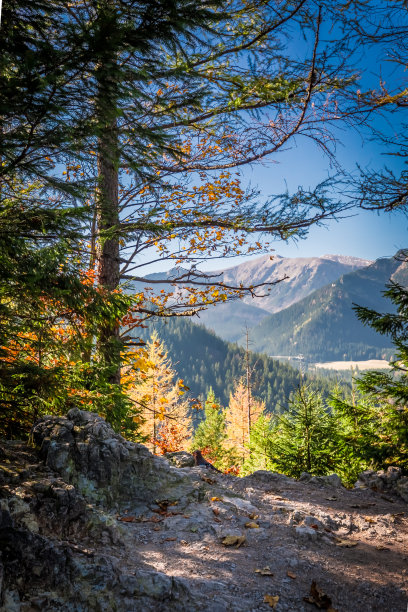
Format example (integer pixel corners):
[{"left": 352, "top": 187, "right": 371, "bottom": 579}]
[
  {"left": 135, "top": 317, "right": 341, "bottom": 411},
  {"left": 245, "top": 254, "right": 407, "bottom": 361}
]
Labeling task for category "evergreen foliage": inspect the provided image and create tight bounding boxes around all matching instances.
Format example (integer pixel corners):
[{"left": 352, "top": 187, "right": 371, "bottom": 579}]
[
  {"left": 266, "top": 386, "right": 337, "bottom": 478},
  {"left": 190, "top": 389, "right": 239, "bottom": 471},
  {"left": 135, "top": 316, "right": 344, "bottom": 411},
  {"left": 241, "top": 414, "right": 275, "bottom": 475},
  {"left": 0, "top": 183, "right": 134, "bottom": 437},
  {"left": 352, "top": 280, "right": 408, "bottom": 469}
]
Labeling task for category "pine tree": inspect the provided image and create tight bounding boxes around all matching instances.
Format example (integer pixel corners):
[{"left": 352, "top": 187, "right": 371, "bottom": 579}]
[
  {"left": 353, "top": 278, "right": 408, "bottom": 469},
  {"left": 329, "top": 387, "right": 384, "bottom": 485},
  {"left": 241, "top": 414, "right": 275, "bottom": 476},
  {"left": 267, "top": 385, "right": 337, "bottom": 478},
  {"left": 191, "top": 388, "right": 231, "bottom": 468}
]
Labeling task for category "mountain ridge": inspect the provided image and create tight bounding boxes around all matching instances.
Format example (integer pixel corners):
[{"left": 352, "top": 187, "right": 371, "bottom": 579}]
[{"left": 241, "top": 254, "right": 407, "bottom": 362}]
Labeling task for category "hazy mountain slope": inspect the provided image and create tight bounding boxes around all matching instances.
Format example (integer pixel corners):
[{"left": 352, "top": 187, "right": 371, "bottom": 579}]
[
  {"left": 133, "top": 254, "right": 371, "bottom": 342},
  {"left": 218, "top": 253, "right": 372, "bottom": 313},
  {"left": 244, "top": 255, "right": 407, "bottom": 362},
  {"left": 134, "top": 317, "right": 342, "bottom": 412},
  {"left": 194, "top": 300, "right": 270, "bottom": 341}
]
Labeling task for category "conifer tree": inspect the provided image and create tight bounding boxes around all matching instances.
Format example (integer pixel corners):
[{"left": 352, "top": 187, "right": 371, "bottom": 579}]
[
  {"left": 329, "top": 388, "right": 384, "bottom": 485},
  {"left": 353, "top": 279, "right": 408, "bottom": 469},
  {"left": 268, "top": 385, "right": 336, "bottom": 478},
  {"left": 225, "top": 379, "right": 264, "bottom": 462},
  {"left": 191, "top": 388, "right": 228, "bottom": 466},
  {"left": 129, "top": 331, "right": 191, "bottom": 451},
  {"left": 241, "top": 414, "right": 275, "bottom": 475}
]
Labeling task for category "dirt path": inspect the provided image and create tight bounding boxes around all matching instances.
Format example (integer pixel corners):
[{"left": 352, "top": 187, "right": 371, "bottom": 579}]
[
  {"left": 1, "top": 435, "right": 407, "bottom": 611},
  {"left": 100, "top": 469, "right": 408, "bottom": 611}
]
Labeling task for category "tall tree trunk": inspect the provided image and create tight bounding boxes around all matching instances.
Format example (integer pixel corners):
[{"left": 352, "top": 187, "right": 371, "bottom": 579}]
[
  {"left": 96, "top": 119, "right": 121, "bottom": 384},
  {"left": 95, "top": 1, "right": 121, "bottom": 389}
]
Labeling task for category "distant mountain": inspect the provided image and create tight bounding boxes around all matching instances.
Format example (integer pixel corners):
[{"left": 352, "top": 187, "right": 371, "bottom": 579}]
[
  {"left": 133, "top": 317, "right": 339, "bottom": 412},
  {"left": 243, "top": 254, "right": 407, "bottom": 362},
  {"left": 195, "top": 301, "right": 270, "bottom": 341},
  {"left": 217, "top": 253, "right": 372, "bottom": 314},
  {"left": 133, "top": 254, "right": 371, "bottom": 341}
]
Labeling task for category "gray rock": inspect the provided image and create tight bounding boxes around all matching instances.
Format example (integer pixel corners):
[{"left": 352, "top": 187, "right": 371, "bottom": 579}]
[
  {"left": 295, "top": 525, "right": 318, "bottom": 541},
  {"left": 241, "top": 470, "right": 293, "bottom": 487},
  {"left": 303, "top": 515, "right": 325, "bottom": 530},
  {"left": 308, "top": 474, "right": 343, "bottom": 488},
  {"left": 396, "top": 476, "right": 408, "bottom": 502},
  {"left": 165, "top": 451, "right": 195, "bottom": 468},
  {"left": 355, "top": 466, "right": 407, "bottom": 502},
  {"left": 30, "top": 408, "right": 192, "bottom": 507},
  {"left": 0, "top": 590, "right": 20, "bottom": 612},
  {"left": 221, "top": 496, "right": 259, "bottom": 515}
]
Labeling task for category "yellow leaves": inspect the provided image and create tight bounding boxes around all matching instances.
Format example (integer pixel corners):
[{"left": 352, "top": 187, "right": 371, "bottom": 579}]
[
  {"left": 255, "top": 566, "right": 273, "bottom": 576},
  {"left": 222, "top": 535, "right": 246, "bottom": 548},
  {"left": 245, "top": 521, "right": 259, "bottom": 529},
  {"left": 263, "top": 595, "right": 279, "bottom": 608},
  {"left": 211, "top": 496, "right": 222, "bottom": 502}
]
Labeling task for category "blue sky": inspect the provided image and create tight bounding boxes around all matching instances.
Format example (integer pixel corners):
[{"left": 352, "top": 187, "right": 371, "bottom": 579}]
[{"left": 244, "top": 132, "right": 407, "bottom": 263}]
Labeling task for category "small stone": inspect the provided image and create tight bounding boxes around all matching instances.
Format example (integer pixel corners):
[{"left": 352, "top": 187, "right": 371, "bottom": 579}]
[{"left": 295, "top": 525, "right": 318, "bottom": 541}]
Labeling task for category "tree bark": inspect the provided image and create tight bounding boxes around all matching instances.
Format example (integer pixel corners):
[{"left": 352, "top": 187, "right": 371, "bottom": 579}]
[{"left": 94, "top": 0, "right": 121, "bottom": 387}]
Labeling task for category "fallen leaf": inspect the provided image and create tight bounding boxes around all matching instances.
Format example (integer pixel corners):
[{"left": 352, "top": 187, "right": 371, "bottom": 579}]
[
  {"left": 164, "top": 537, "right": 177, "bottom": 541},
  {"left": 201, "top": 475, "right": 215, "bottom": 484},
  {"left": 310, "top": 524, "right": 319, "bottom": 530},
  {"left": 211, "top": 496, "right": 222, "bottom": 502},
  {"left": 364, "top": 516, "right": 376, "bottom": 524},
  {"left": 335, "top": 539, "right": 358, "bottom": 548},
  {"left": 155, "top": 499, "right": 178, "bottom": 512},
  {"left": 222, "top": 535, "right": 246, "bottom": 548},
  {"left": 303, "top": 580, "right": 337, "bottom": 610},
  {"left": 117, "top": 516, "right": 137, "bottom": 522},
  {"left": 255, "top": 566, "right": 274, "bottom": 576},
  {"left": 153, "top": 526, "right": 161, "bottom": 531},
  {"left": 248, "top": 513, "right": 259, "bottom": 520},
  {"left": 213, "top": 508, "right": 220, "bottom": 516},
  {"left": 213, "top": 517, "right": 222, "bottom": 523},
  {"left": 263, "top": 594, "right": 279, "bottom": 608},
  {"left": 325, "top": 496, "right": 337, "bottom": 501},
  {"left": 375, "top": 545, "right": 388, "bottom": 551},
  {"left": 245, "top": 521, "right": 260, "bottom": 529},
  {"left": 287, "top": 571, "right": 297, "bottom": 579}
]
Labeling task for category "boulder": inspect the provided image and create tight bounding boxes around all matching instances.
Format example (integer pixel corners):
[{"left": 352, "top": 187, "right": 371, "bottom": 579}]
[
  {"left": 166, "top": 451, "right": 195, "bottom": 468},
  {"left": 308, "top": 474, "right": 343, "bottom": 488},
  {"left": 241, "top": 470, "right": 293, "bottom": 488},
  {"left": 355, "top": 466, "right": 407, "bottom": 502},
  {"left": 30, "top": 408, "right": 190, "bottom": 507}
]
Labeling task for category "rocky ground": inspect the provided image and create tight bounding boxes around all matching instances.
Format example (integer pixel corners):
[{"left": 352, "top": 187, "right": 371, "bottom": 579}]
[{"left": 0, "top": 409, "right": 407, "bottom": 611}]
